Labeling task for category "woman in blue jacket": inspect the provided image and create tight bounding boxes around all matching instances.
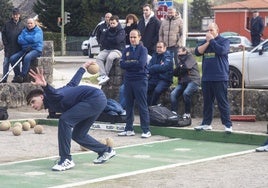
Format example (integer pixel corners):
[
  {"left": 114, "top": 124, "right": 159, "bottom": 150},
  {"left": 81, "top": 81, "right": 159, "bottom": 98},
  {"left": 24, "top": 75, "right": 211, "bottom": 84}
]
[
  {"left": 10, "top": 18, "right": 43, "bottom": 83},
  {"left": 26, "top": 62, "right": 116, "bottom": 171}
]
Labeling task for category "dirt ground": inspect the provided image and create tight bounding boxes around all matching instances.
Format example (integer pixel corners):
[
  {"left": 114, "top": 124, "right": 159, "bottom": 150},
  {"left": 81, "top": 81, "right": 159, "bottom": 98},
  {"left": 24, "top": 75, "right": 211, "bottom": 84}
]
[{"left": 1, "top": 107, "right": 268, "bottom": 188}]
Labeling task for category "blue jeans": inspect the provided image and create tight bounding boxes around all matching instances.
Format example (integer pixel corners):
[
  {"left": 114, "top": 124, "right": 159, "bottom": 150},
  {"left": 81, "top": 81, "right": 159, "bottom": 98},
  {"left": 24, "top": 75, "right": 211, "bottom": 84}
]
[
  {"left": 1, "top": 57, "right": 10, "bottom": 81},
  {"left": 201, "top": 81, "right": 232, "bottom": 128},
  {"left": 58, "top": 94, "right": 108, "bottom": 162},
  {"left": 119, "top": 84, "right": 126, "bottom": 109},
  {"left": 147, "top": 80, "right": 171, "bottom": 106},
  {"left": 124, "top": 78, "right": 150, "bottom": 133},
  {"left": 10, "top": 50, "right": 42, "bottom": 77},
  {"left": 170, "top": 82, "right": 199, "bottom": 114}
]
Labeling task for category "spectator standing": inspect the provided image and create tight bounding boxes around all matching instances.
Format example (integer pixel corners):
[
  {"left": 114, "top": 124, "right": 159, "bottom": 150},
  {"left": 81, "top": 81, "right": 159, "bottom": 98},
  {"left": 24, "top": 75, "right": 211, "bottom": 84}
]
[
  {"left": 0, "top": 8, "right": 25, "bottom": 83},
  {"left": 194, "top": 23, "right": 233, "bottom": 133},
  {"left": 137, "top": 4, "right": 160, "bottom": 55},
  {"left": 26, "top": 62, "right": 116, "bottom": 171},
  {"left": 147, "top": 41, "right": 173, "bottom": 106},
  {"left": 256, "top": 139, "right": 268, "bottom": 152},
  {"left": 159, "top": 7, "right": 183, "bottom": 66},
  {"left": 97, "top": 12, "right": 112, "bottom": 50},
  {"left": 96, "top": 15, "right": 126, "bottom": 85},
  {"left": 10, "top": 18, "right": 43, "bottom": 83},
  {"left": 250, "top": 10, "right": 264, "bottom": 47},
  {"left": 170, "top": 47, "right": 200, "bottom": 126},
  {"left": 118, "top": 29, "right": 151, "bottom": 138},
  {"left": 124, "top": 14, "right": 139, "bottom": 47}
]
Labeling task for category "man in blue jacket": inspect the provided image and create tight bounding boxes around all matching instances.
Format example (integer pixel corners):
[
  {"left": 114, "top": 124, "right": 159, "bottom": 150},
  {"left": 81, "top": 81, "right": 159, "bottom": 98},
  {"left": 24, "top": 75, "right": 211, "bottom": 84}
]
[
  {"left": 147, "top": 41, "right": 173, "bottom": 106},
  {"left": 194, "top": 23, "right": 233, "bottom": 133},
  {"left": 26, "top": 62, "right": 116, "bottom": 171},
  {"left": 1, "top": 8, "right": 25, "bottom": 83},
  {"left": 119, "top": 29, "right": 151, "bottom": 138},
  {"left": 10, "top": 18, "right": 43, "bottom": 83}
]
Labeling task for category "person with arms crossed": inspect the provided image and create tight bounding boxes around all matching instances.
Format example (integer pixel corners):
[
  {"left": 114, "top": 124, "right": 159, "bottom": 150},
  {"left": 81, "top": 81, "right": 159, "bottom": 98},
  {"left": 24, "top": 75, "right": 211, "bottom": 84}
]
[
  {"left": 170, "top": 47, "right": 200, "bottom": 126},
  {"left": 26, "top": 62, "right": 116, "bottom": 171},
  {"left": 0, "top": 8, "right": 25, "bottom": 83},
  {"left": 194, "top": 23, "right": 233, "bottom": 133},
  {"left": 118, "top": 29, "right": 151, "bottom": 138},
  {"left": 147, "top": 41, "right": 173, "bottom": 106}
]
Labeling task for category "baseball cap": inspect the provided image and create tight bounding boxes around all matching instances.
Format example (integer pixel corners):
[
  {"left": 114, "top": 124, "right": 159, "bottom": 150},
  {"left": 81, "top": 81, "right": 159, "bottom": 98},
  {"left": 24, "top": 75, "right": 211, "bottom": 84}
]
[{"left": 12, "top": 8, "right": 20, "bottom": 15}]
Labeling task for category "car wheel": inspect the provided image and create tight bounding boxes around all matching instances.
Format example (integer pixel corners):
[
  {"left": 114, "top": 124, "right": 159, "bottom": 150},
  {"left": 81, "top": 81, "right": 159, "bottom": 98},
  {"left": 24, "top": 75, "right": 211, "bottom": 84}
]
[
  {"left": 229, "top": 66, "right": 242, "bottom": 88},
  {"left": 82, "top": 49, "right": 88, "bottom": 56},
  {"left": 88, "top": 45, "right": 94, "bottom": 58}
]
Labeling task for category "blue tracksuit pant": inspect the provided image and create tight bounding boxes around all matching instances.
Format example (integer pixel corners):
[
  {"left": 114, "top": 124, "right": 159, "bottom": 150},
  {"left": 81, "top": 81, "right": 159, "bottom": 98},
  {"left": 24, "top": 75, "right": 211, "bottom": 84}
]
[
  {"left": 58, "top": 93, "right": 108, "bottom": 162},
  {"left": 124, "top": 78, "right": 150, "bottom": 133}
]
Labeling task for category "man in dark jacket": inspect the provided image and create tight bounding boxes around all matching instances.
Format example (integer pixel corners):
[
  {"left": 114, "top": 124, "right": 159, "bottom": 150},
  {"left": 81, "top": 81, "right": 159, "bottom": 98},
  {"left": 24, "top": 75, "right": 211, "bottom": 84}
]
[
  {"left": 96, "top": 15, "right": 126, "bottom": 85},
  {"left": 147, "top": 41, "right": 173, "bottom": 106},
  {"left": 137, "top": 4, "right": 160, "bottom": 55},
  {"left": 170, "top": 47, "right": 200, "bottom": 126},
  {"left": 96, "top": 12, "right": 112, "bottom": 50},
  {"left": 250, "top": 10, "right": 264, "bottom": 47},
  {"left": 194, "top": 23, "right": 233, "bottom": 133},
  {"left": 1, "top": 8, "right": 24, "bottom": 83},
  {"left": 26, "top": 62, "right": 116, "bottom": 171}
]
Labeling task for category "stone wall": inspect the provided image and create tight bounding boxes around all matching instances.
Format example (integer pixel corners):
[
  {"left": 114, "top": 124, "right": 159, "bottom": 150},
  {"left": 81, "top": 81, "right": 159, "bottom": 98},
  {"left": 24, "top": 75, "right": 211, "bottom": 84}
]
[
  {"left": 102, "top": 60, "right": 268, "bottom": 121},
  {"left": 0, "top": 41, "right": 54, "bottom": 108}
]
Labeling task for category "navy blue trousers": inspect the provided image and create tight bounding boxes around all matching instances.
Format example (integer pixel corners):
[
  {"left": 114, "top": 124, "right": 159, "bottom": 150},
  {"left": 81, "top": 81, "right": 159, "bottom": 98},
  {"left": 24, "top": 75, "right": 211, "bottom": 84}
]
[
  {"left": 201, "top": 81, "right": 232, "bottom": 128},
  {"left": 147, "top": 80, "right": 171, "bottom": 106},
  {"left": 58, "top": 94, "right": 108, "bottom": 162},
  {"left": 124, "top": 78, "right": 150, "bottom": 133}
]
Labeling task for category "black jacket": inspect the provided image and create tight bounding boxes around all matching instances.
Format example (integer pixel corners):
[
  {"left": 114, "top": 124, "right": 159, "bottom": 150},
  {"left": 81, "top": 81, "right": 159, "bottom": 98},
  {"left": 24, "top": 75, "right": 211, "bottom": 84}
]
[
  {"left": 2, "top": 18, "right": 25, "bottom": 57},
  {"left": 137, "top": 15, "right": 160, "bottom": 55}
]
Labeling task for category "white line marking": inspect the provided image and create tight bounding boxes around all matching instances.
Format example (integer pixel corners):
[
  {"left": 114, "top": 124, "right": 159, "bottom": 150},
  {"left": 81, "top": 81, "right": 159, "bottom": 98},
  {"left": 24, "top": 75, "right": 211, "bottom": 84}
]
[{"left": 48, "top": 149, "right": 255, "bottom": 188}]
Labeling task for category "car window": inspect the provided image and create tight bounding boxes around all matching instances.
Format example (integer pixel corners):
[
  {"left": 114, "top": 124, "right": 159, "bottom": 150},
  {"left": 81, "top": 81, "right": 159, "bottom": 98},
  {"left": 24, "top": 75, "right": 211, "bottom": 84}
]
[{"left": 227, "top": 37, "right": 241, "bottom": 44}]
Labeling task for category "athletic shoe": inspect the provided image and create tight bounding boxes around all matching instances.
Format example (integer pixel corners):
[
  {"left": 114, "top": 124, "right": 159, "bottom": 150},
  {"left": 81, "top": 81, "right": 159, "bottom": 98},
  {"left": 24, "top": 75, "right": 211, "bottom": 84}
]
[
  {"left": 52, "top": 159, "right": 75, "bottom": 171},
  {"left": 93, "top": 149, "right": 116, "bottom": 164},
  {"left": 225, "top": 126, "right": 233, "bottom": 133},
  {"left": 118, "top": 130, "right": 135, "bottom": 136},
  {"left": 98, "top": 75, "right": 109, "bottom": 85},
  {"left": 141, "top": 131, "right": 152, "bottom": 138},
  {"left": 255, "top": 144, "right": 268, "bottom": 152},
  {"left": 178, "top": 114, "right": 192, "bottom": 127},
  {"left": 194, "top": 124, "right": 212, "bottom": 130}
]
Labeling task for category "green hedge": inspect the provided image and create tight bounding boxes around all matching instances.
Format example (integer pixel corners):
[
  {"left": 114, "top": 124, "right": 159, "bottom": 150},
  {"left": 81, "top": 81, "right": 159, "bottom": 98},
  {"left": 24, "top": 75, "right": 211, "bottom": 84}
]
[{"left": 44, "top": 32, "right": 62, "bottom": 52}]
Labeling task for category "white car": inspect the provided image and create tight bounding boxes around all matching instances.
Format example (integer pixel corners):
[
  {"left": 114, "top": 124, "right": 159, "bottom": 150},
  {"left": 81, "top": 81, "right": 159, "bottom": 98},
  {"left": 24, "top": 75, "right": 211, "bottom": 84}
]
[
  {"left": 81, "top": 20, "right": 125, "bottom": 58},
  {"left": 228, "top": 39, "right": 268, "bottom": 88},
  {"left": 225, "top": 36, "right": 252, "bottom": 52}
]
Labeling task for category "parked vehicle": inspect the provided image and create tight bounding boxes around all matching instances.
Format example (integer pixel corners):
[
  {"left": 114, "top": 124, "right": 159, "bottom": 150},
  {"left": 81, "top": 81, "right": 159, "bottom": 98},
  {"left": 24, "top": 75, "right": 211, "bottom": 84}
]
[
  {"left": 228, "top": 39, "right": 268, "bottom": 88},
  {"left": 81, "top": 20, "right": 125, "bottom": 58},
  {"left": 225, "top": 36, "right": 252, "bottom": 52}
]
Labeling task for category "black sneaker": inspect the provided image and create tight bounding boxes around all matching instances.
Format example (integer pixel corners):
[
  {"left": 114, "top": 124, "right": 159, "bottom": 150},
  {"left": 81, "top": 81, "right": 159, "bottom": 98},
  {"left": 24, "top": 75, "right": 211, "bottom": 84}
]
[{"left": 12, "top": 76, "right": 24, "bottom": 83}]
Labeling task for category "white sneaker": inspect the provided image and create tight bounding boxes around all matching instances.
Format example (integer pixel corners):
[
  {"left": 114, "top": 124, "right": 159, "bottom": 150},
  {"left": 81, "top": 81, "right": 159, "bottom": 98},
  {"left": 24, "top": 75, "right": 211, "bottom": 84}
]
[
  {"left": 93, "top": 149, "right": 116, "bottom": 164},
  {"left": 97, "top": 75, "right": 104, "bottom": 81},
  {"left": 52, "top": 159, "right": 75, "bottom": 171},
  {"left": 141, "top": 131, "right": 152, "bottom": 138},
  {"left": 194, "top": 124, "right": 212, "bottom": 130},
  {"left": 118, "top": 131, "right": 135, "bottom": 136},
  {"left": 98, "top": 76, "right": 110, "bottom": 85},
  {"left": 256, "top": 144, "right": 268, "bottom": 152},
  {"left": 225, "top": 126, "right": 233, "bottom": 133}
]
